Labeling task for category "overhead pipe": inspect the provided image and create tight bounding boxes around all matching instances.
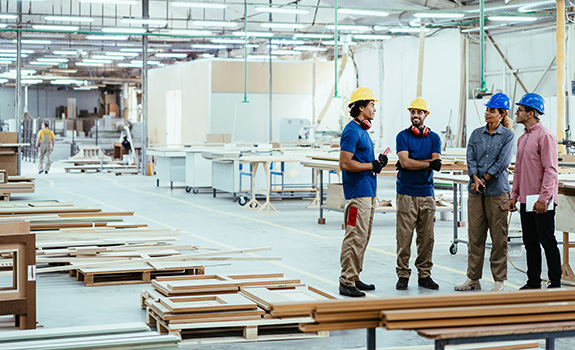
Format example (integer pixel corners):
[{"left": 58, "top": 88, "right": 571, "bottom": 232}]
[
  {"left": 16, "top": 0, "right": 22, "bottom": 175},
  {"left": 141, "top": 0, "right": 149, "bottom": 175},
  {"left": 334, "top": 0, "right": 339, "bottom": 98},
  {"left": 557, "top": 0, "right": 566, "bottom": 154}
]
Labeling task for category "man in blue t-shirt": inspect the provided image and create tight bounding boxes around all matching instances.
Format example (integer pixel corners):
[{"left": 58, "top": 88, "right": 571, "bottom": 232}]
[
  {"left": 338, "top": 87, "right": 388, "bottom": 298},
  {"left": 395, "top": 97, "right": 442, "bottom": 291}
]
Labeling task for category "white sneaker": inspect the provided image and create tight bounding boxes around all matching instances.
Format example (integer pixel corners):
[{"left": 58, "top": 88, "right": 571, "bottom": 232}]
[
  {"left": 491, "top": 281, "right": 505, "bottom": 292},
  {"left": 454, "top": 278, "right": 481, "bottom": 291}
]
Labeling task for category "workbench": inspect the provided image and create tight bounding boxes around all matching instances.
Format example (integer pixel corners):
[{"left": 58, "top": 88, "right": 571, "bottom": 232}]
[
  {"left": 302, "top": 159, "right": 465, "bottom": 227},
  {"left": 418, "top": 321, "right": 575, "bottom": 350},
  {"left": 147, "top": 148, "right": 186, "bottom": 189}
]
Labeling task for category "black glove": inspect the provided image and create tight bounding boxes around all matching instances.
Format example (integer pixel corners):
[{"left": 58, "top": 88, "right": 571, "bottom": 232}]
[
  {"left": 378, "top": 153, "right": 388, "bottom": 167},
  {"left": 395, "top": 160, "right": 403, "bottom": 171},
  {"left": 371, "top": 160, "right": 384, "bottom": 174},
  {"left": 429, "top": 159, "right": 442, "bottom": 172}
]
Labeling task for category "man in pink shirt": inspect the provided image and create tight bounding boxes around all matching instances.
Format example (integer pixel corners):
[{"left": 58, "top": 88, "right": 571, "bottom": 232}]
[{"left": 508, "top": 93, "right": 561, "bottom": 289}]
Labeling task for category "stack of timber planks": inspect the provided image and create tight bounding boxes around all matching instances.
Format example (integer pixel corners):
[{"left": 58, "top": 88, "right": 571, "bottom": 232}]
[
  {"left": 141, "top": 273, "right": 337, "bottom": 342},
  {"left": 0, "top": 322, "right": 179, "bottom": 350},
  {"left": 266, "top": 288, "right": 575, "bottom": 333}
]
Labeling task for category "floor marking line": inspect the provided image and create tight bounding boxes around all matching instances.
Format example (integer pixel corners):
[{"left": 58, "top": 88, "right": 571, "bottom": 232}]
[{"left": 100, "top": 178, "right": 327, "bottom": 239}]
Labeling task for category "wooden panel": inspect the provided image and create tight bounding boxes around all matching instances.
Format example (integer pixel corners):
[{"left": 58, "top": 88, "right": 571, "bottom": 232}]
[
  {"left": 159, "top": 293, "right": 258, "bottom": 314},
  {"left": 241, "top": 286, "right": 338, "bottom": 311}
]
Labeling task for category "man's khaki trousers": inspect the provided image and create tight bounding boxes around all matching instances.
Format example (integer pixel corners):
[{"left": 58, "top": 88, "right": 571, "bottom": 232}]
[
  {"left": 339, "top": 197, "right": 375, "bottom": 286},
  {"left": 396, "top": 194, "right": 436, "bottom": 279}
]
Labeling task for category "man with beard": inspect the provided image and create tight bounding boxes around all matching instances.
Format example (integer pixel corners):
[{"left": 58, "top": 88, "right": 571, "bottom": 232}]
[{"left": 395, "top": 97, "right": 442, "bottom": 290}]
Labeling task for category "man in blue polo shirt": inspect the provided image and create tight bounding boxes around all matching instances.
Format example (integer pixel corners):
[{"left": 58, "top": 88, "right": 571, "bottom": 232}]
[
  {"left": 338, "top": 87, "right": 388, "bottom": 297},
  {"left": 395, "top": 97, "right": 442, "bottom": 290}
]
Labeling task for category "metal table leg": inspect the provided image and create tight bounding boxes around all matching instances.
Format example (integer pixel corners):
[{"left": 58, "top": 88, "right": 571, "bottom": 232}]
[
  {"left": 367, "top": 328, "right": 376, "bottom": 350},
  {"left": 546, "top": 337, "right": 555, "bottom": 350},
  {"left": 318, "top": 169, "right": 325, "bottom": 224}
]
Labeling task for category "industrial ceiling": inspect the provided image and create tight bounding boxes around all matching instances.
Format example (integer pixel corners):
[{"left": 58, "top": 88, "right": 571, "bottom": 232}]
[{"left": 0, "top": 0, "right": 561, "bottom": 88}]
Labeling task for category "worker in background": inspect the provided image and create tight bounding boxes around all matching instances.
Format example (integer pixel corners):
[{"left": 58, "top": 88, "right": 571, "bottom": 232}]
[
  {"left": 36, "top": 122, "right": 55, "bottom": 175},
  {"left": 508, "top": 93, "right": 561, "bottom": 289},
  {"left": 338, "top": 87, "right": 388, "bottom": 297},
  {"left": 455, "top": 93, "right": 514, "bottom": 292},
  {"left": 395, "top": 97, "right": 442, "bottom": 290}
]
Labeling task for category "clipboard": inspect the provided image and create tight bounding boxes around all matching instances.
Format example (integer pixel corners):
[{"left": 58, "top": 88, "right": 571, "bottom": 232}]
[{"left": 525, "top": 194, "right": 554, "bottom": 212}]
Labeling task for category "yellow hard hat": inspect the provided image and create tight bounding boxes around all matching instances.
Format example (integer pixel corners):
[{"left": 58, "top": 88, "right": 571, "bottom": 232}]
[
  {"left": 407, "top": 97, "right": 430, "bottom": 113},
  {"left": 349, "top": 87, "right": 378, "bottom": 106}
]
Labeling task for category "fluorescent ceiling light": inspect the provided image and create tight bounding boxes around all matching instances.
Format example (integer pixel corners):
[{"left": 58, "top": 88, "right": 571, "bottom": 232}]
[
  {"left": 53, "top": 50, "right": 87, "bottom": 55},
  {"left": 191, "top": 44, "right": 228, "bottom": 50},
  {"left": 21, "top": 79, "right": 43, "bottom": 85},
  {"left": 86, "top": 35, "right": 129, "bottom": 41},
  {"left": 30, "top": 61, "right": 56, "bottom": 65},
  {"left": 325, "top": 24, "right": 371, "bottom": 32},
  {"left": 0, "top": 14, "right": 17, "bottom": 20},
  {"left": 0, "top": 49, "right": 34, "bottom": 54},
  {"left": 13, "top": 39, "right": 52, "bottom": 44},
  {"left": 353, "top": 34, "right": 392, "bottom": 40},
  {"left": 293, "top": 45, "right": 327, "bottom": 52},
  {"left": 211, "top": 38, "right": 250, "bottom": 44},
  {"left": 102, "top": 27, "right": 147, "bottom": 34},
  {"left": 191, "top": 20, "right": 237, "bottom": 27},
  {"left": 0, "top": 24, "right": 7, "bottom": 29},
  {"left": 0, "top": 79, "right": 8, "bottom": 83},
  {"left": 201, "top": 53, "right": 214, "bottom": 58},
  {"left": 271, "top": 39, "right": 305, "bottom": 45},
  {"left": 488, "top": 16, "right": 538, "bottom": 22},
  {"left": 44, "top": 15, "right": 95, "bottom": 22},
  {"left": 518, "top": 1, "right": 556, "bottom": 13},
  {"left": 82, "top": 59, "right": 113, "bottom": 64},
  {"left": 50, "top": 69, "right": 78, "bottom": 73},
  {"left": 32, "top": 25, "right": 79, "bottom": 32},
  {"left": 92, "top": 55, "right": 124, "bottom": 60},
  {"left": 413, "top": 12, "right": 464, "bottom": 19},
  {"left": 388, "top": 27, "right": 430, "bottom": 33},
  {"left": 293, "top": 33, "right": 332, "bottom": 39},
  {"left": 51, "top": 79, "right": 83, "bottom": 85},
  {"left": 232, "top": 31, "right": 274, "bottom": 38},
  {"left": 0, "top": 53, "right": 27, "bottom": 57},
  {"left": 79, "top": 0, "right": 138, "bottom": 4},
  {"left": 107, "top": 51, "right": 139, "bottom": 57},
  {"left": 120, "top": 48, "right": 143, "bottom": 53},
  {"left": 74, "top": 85, "right": 99, "bottom": 90},
  {"left": 118, "top": 62, "right": 142, "bottom": 67},
  {"left": 338, "top": 9, "right": 389, "bottom": 17},
  {"left": 9, "top": 69, "right": 36, "bottom": 75},
  {"left": 38, "top": 57, "right": 69, "bottom": 62},
  {"left": 271, "top": 50, "right": 300, "bottom": 55},
  {"left": 169, "top": 29, "right": 213, "bottom": 36},
  {"left": 155, "top": 53, "right": 188, "bottom": 58},
  {"left": 170, "top": 2, "right": 227, "bottom": 9},
  {"left": 121, "top": 18, "right": 168, "bottom": 26},
  {"left": 131, "top": 60, "right": 161, "bottom": 65},
  {"left": 254, "top": 7, "right": 309, "bottom": 15},
  {"left": 76, "top": 62, "right": 104, "bottom": 67},
  {"left": 0, "top": 60, "right": 14, "bottom": 64},
  {"left": 261, "top": 23, "right": 305, "bottom": 30}
]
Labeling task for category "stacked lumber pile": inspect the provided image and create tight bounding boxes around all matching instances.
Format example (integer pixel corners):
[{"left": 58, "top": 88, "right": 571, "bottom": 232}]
[
  {"left": 141, "top": 273, "right": 337, "bottom": 342},
  {"left": 63, "top": 145, "right": 139, "bottom": 174},
  {"left": 0, "top": 171, "right": 34, "bottom": 201},
  {"left": 0, "top": 322, "right": 180, "bottom": 350},
  {"left": 266, "top": 288, "right": 575, "bottom": 333}
]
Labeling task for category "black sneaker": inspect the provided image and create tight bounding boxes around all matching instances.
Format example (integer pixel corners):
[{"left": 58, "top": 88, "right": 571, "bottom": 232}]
[
  {"left": 396, "top": 277, "right": 409, "bottom": 290},
  {"left": 339, "top": 283, "right": 366, "bottom": 297},
  {"left": 38, "top": 170, "right": 43, "bottom": 174},
  {"left": 418, "top": 277, "right": 439, "bottom": 290},
  {"left": 548, "top": 283, "right": 561, "bottom": 289},
  {"left": 355, "top": 280, "right": 375, "bottom": 291},
  {"left": 519, "top": 283, "right": 541, "bottom": 290},
  {"left": 44, "top": 171, "right": 48, "bottom": 174}
]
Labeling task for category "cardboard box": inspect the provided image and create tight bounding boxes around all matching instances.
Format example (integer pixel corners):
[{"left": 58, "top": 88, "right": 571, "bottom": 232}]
[
  {"left": 325, "top": 183, "right": 345, "bottom": 210},
  {"left": 0, "top": 132, "right": 17, "bottom": 144}
]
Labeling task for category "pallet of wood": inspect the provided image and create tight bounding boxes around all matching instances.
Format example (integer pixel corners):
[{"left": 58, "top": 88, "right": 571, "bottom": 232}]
[
  {"left": 140, "top": 273, "right": 336, "bottom": 342},
  {"left": 0, "top": 322, "right": 180, "bottom": 349}
]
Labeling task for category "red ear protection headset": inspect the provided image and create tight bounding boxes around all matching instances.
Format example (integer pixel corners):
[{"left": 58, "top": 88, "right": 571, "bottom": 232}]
[
  {"left": 410, "top": 125, "right": 430, "bottom": 136},
  {"left": 355, "top": 118, "right": 371, "bottom": 130}
]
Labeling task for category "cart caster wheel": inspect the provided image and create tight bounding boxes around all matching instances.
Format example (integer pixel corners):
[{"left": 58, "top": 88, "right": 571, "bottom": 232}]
[
  {"left": 185, "top": 186, "right": 192, "bottom": 193},
  {"left": 449, "top": 243, "right": 458, "bottom": 255},
  {"left": 238, "top": 196, "right": 248, "bottom": 206},
  {"left": 249, "top": 202, "right": 259, "bottom": 209},
  {"left": 318, "top": 218, "right": 326, "bottom": 225},
  {"left": 193, "top": 188, "right": 199, "bottom": 194}
]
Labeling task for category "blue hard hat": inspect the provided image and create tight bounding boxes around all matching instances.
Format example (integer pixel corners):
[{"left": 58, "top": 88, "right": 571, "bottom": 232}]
[
  {"left": 516, "top": 93, "right": 545, "bottom": 115},
  {"left": 485, "top": 93, "right": 510, "bottom": 110}
]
